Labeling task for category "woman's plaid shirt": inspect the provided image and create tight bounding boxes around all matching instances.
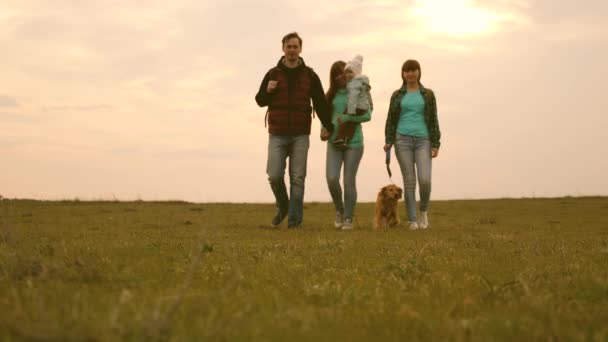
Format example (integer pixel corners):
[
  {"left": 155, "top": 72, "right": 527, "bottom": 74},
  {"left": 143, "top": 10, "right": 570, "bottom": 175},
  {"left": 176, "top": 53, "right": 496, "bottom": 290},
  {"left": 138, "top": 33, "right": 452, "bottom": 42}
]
[{"left": 384, "top": 84, "right": 441, "bottom": 149}]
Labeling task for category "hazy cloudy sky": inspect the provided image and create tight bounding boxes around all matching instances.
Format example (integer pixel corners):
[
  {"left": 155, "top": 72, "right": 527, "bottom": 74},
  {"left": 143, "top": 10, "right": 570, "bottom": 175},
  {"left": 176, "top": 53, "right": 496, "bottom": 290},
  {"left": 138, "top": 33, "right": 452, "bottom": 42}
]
[{"left": 1, "top": 0, "right": 607, "bottom": 202}]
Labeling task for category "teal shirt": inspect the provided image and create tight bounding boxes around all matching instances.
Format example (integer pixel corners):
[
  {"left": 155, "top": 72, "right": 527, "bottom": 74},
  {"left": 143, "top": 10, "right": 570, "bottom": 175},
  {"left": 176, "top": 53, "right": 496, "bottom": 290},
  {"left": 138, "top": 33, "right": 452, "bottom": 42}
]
[
  {"left": 326, "top": 89, "right": 371, "bottom": 148},
  {"left": 397, "top": 90, "right": 428, "bottom": 137}
]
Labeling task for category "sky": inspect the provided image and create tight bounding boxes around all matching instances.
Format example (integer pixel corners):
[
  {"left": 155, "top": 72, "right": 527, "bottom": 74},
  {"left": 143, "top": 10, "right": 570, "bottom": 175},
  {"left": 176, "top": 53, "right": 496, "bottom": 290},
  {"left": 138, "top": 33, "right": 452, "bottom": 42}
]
[{"left": 1, "top": 0, "right": 607, "bottom": 202}]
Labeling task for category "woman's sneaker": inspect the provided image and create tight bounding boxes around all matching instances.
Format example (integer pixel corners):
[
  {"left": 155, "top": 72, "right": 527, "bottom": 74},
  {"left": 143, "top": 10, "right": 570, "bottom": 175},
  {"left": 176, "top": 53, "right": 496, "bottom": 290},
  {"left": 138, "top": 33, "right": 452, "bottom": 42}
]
[
  {"left": 334, "top": 211, "right": 344, "bottom": 228},
  {"left": 342, "top": 218, "right": 353, "bottom": 230},
  {"left": 419, "top": 211, "right": 429, "bottom": 229},
  {"left": 409, "top": 222, "right": 419, "bottom": 230}
]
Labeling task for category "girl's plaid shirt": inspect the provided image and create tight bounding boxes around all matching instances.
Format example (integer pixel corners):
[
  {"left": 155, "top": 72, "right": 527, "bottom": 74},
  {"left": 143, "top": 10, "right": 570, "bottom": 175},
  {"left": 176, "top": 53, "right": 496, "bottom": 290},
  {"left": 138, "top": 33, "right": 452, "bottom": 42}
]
[{"left": 384, "top": 85, "right": 441, "bottom": 149}]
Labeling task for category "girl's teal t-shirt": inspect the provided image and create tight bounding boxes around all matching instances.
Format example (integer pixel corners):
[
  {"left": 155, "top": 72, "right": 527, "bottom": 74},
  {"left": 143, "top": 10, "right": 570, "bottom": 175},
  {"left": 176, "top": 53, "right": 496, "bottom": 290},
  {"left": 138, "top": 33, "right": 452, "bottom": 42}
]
[{"left": 397, "top": 90, "right": 428, "bottom": 137}]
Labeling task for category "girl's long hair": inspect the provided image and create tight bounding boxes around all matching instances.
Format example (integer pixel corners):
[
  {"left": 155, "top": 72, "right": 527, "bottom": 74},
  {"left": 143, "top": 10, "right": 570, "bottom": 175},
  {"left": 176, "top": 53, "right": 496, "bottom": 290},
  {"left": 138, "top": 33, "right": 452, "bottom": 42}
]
[{"left": 326, "top": 60, "right": 346, "bottom": 109}]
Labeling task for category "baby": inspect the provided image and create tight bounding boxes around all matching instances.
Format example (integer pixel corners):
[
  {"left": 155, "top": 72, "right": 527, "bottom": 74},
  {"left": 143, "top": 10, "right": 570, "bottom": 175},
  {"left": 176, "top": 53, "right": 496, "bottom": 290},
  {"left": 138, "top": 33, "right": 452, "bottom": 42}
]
[{"left": 333, "top": 54, "right": 373, "bottom": 150}]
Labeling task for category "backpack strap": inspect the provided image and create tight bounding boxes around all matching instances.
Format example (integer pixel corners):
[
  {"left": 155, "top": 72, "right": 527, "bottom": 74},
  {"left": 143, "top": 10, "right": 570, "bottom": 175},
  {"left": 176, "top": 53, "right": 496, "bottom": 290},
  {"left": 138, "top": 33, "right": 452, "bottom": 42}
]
[
  {"left": 264, "top": 67, "right": 281, "bottom": 127},
  {"left": 307, "top": 66, "right": 316, "bottom": 118}
]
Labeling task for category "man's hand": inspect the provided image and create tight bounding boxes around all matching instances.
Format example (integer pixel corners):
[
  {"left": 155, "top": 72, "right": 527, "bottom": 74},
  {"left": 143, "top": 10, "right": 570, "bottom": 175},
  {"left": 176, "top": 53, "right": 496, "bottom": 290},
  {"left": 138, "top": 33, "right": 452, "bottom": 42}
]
[
  {"left": 320, "top": 128, "right": 330, "bottom": 141},
  {"left": 383, "top": 144, "right": 393, "bottom": 152},
  {"left": 267, "top": 80, "right": 278, "bottom": 93},
  {"left": 431, "top": 148, "right": 439, "bottom": 158}
]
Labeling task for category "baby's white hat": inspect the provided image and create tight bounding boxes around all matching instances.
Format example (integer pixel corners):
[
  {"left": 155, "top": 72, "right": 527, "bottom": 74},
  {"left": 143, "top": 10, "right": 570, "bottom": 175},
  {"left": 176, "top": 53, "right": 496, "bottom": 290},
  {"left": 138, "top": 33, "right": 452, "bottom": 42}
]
[{"left": 345, "top": 54, "right": 363, "bottom": 76}]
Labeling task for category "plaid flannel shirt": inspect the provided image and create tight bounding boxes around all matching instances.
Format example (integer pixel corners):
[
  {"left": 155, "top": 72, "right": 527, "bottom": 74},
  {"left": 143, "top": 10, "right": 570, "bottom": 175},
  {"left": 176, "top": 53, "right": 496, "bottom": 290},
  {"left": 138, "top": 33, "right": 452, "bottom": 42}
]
[{"left": 384, "top": 84, "right": 441, "bottom": 149}]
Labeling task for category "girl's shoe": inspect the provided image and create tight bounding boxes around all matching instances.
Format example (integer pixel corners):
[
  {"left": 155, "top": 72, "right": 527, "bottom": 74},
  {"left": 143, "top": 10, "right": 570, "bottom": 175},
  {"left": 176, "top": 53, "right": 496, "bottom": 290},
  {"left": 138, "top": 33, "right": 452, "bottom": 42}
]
[
  {"left": 419, "top": 211, "right": 429, "bottom": 229},
  {"left": 342, "top": 218, "right": 353, "bottom": 230},
  {"left": 334, "top": 211, "right": 344, "bottom": 228}
]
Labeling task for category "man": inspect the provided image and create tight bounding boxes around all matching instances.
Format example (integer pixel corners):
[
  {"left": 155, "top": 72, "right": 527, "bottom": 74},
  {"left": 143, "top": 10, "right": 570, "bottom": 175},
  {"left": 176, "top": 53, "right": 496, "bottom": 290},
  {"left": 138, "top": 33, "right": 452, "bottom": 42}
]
[{"left": 255, "top": 32, "right": 334, "bottom": 228}]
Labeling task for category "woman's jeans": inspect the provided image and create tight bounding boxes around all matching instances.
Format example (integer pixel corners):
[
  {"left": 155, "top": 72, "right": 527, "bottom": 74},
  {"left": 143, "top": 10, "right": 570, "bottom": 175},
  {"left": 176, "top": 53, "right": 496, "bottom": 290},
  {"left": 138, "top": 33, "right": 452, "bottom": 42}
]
[
  {"left": 267, "top": 135, "right": 310, "bottom": 227},
  {"left": 394, "top": 134, "right": 432, "bottom": 222},
  {"left": 326, "top": 144, "right": 364, "bottom": 220}
]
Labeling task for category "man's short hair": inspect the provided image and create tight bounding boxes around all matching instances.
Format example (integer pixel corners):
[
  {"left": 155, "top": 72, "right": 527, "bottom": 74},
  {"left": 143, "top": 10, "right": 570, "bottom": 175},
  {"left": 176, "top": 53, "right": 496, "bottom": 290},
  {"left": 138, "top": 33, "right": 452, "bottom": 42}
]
[{"left": 282, "top": 32, "right": 302, "bottom": 47}]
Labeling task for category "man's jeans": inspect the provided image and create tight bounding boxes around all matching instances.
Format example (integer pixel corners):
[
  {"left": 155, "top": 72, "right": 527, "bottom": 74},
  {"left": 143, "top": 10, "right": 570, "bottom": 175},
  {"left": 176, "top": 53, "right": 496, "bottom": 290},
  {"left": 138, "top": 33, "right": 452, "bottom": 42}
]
[
  {"left": 394, "top": 133, "right": 432, "bottom": 223},
  {"left": 267, "top": 135, "right": 310, "bottom": 227},
  {"left": 326, "top": 144, "right": 364, "bottom": 220}
]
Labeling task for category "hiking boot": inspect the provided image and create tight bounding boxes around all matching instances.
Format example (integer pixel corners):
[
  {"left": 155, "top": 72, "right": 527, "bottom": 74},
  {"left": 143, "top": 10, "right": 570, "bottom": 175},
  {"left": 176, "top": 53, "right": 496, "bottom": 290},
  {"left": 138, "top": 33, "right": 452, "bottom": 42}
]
[
  {"left": 419, "top": 211, "right": 429, "bottom": 229},
  {"left": 334, "top": 211, "right": 344, "bottom": 228},
  {"left": 409, "top": 222, "right": 419, "bottom": 230},
  {"left": 271, "top": 210, "right": 287, "bottom": 227},
  {"left": 342, "top": 218, "right": 353, "bottom": 230}
]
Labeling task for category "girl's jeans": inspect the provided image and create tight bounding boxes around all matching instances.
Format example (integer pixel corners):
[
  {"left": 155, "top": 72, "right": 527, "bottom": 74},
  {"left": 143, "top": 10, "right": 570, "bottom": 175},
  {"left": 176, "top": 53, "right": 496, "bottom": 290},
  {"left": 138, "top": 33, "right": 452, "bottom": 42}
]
[{"left": 394, "top": 133, "right": 432, "bottom": 222}]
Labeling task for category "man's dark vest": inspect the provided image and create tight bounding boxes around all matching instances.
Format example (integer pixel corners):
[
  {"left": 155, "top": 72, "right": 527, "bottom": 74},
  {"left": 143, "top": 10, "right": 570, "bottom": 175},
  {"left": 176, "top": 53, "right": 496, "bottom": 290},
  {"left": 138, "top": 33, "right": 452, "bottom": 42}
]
[{"left": 267, "top": 66, "right": 313, "bottom": 136}]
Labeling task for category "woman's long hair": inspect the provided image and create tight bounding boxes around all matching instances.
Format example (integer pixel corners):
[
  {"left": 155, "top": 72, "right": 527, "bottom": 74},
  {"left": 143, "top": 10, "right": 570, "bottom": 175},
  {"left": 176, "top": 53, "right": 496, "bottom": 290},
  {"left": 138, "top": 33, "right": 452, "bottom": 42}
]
[
  {"left": 326, "top": 60, "right": 346, "bottom": 109},
  {"left": 401, "top": 59, "right": 422, "bottom": 86}
]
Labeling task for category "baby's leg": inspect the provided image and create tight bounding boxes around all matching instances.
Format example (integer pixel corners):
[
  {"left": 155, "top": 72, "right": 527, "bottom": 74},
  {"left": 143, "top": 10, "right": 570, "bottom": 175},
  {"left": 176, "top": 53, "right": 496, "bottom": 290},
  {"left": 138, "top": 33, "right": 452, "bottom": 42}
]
[
  {"left": 333, "top": 121, "right": 351, "bottom": 150},
  {"left": 342, "top": 122, "right": 356, "bottom": 143},
  {"left": 336, "top": 121, "right": 348, "bottom": 141}
]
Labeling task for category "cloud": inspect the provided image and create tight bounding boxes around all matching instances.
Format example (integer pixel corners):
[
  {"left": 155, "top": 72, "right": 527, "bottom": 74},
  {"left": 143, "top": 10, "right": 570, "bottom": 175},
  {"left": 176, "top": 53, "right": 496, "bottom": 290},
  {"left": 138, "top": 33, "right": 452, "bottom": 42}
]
[
  {"left": 0, "top": 111, "right": 46, "bottom": 124},
  {"left": 541, "top": 19, "right": 608, "bottom": 42},
  {"left": 0, "top": 95, "right": 19, "bottom": 107},
  {"left": 521, "top": 1, "right": 608, "bottom": 42},
  {"left": 42, "top": 104, "right": 113, "bottom": 112},
  {"left": 409, "top": 0, "right": 530, "bottom": 37},
  {"left": 302, "top": 0, "right": 532, "bottom": 54}
]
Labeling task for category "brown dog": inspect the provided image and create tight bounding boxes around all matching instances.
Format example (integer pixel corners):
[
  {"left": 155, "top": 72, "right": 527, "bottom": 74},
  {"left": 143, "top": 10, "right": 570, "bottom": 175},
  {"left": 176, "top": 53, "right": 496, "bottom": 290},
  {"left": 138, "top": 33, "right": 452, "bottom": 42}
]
[{"left": 373, "top": 184, "right": 403, "bottom": 229}]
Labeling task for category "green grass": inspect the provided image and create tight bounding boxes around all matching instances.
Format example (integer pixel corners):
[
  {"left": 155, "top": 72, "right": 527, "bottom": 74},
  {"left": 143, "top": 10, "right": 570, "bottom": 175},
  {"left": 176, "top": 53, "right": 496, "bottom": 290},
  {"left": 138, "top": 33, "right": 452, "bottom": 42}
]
[{"left": 1, "top": 197, "right": 607, "bottom": 341}]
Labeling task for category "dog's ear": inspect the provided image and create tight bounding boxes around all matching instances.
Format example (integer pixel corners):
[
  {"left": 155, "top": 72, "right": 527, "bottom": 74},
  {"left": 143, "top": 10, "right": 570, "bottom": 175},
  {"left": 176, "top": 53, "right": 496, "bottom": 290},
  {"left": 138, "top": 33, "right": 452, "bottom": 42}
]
[
  {"left": 397, "top": 188, "right": 403, "bottom": 199},
  {"left": 380, "top": 185, "right": 388, "bottom": 195}
]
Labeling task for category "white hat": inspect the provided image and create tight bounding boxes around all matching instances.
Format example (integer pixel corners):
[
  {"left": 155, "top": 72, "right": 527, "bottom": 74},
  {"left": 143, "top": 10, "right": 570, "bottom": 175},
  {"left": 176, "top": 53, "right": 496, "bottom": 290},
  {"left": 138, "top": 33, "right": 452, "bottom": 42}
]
[{"left": 345, "top": 54, "right": 363, "bottom": 76}]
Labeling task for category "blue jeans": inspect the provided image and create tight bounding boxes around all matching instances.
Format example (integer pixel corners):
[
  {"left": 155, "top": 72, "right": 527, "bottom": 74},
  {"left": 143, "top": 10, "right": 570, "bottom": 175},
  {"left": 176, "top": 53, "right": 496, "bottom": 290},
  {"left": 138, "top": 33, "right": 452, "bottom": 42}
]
[
  {"left": 394, "top": 134, "right": 432, "bottom": 222},
  {"left": 326, "top": 144, "right": 364, "bottom": 220},
  {"left": 267, "top": 135, "right": 310, "bottom": 227}
]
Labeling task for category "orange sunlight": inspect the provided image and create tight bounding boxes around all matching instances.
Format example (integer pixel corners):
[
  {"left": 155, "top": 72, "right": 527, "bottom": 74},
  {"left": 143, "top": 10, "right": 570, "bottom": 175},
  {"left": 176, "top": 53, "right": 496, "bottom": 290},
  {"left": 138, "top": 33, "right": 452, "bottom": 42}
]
[{"left": 410, "top": 0, "right": 503, "bottom": 37}]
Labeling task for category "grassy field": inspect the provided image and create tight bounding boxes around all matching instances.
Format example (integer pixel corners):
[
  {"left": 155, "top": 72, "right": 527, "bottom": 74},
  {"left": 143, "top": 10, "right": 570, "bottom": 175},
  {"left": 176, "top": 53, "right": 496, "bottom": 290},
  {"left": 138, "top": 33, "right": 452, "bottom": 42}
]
[{"left": 1, "top": 197, "right": 607, "bottom": 341}]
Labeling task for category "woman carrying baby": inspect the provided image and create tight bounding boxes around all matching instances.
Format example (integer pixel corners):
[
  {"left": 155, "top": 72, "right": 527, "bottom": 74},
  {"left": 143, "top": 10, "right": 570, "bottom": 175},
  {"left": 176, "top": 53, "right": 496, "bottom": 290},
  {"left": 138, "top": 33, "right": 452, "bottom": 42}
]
[{"left": 321, "top": 55, "right": 372, "bottom": 230}]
